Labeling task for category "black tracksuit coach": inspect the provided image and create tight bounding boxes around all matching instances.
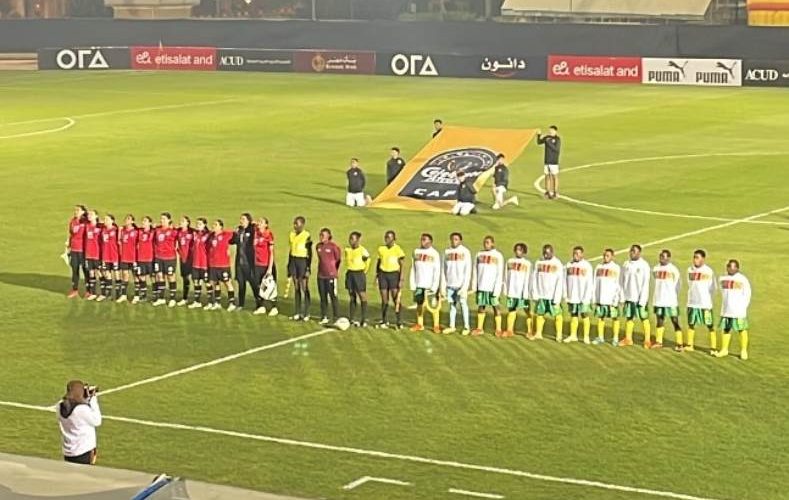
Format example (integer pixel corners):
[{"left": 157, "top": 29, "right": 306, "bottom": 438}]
[{"left": 233, "top": 223, "right": 257, "bottom": 308}]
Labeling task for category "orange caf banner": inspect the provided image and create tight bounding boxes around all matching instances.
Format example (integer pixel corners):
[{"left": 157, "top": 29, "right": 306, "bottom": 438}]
[{"left": 369, "top": 125, "right": 536, "bottom": 212}]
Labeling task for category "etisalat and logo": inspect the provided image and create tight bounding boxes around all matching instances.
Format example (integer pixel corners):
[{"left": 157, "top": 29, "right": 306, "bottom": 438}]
[{"left": 398, "top": 148, "right": 498, "bottom": 200}]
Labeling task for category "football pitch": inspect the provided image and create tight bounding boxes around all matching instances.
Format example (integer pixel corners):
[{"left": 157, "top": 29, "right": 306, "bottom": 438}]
[{"left": 1, "top": 70, "right": 789, "bottom": 500}]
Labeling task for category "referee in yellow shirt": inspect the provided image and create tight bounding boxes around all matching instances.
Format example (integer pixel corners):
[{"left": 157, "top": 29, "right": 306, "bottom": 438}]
[
  {"left": 288, "top": 216, "right": 312, "bottom": 320},
  {"left": 344, "top": 231, "right": 371, "bottom": 327},
  {"left": 376, "top": 230, "right": 406, "bottom": 329}
]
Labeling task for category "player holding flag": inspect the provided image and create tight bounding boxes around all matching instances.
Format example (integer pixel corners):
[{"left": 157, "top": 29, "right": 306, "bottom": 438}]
[
  {"left": 503, "top": 243, "right": 532, "bottom": 338},
  {"left": 441, "top": 233, "right": 473, "bottom": 335},
  {"left": 564, "top": 246, "right": 594, "bottom": 344},
  {"left": 685, "top": 249, "right": 717, "bottom": 353},
  {"left": 529, "top": 244, "right": 564, "bottom": 341},
  {"left": 593, "top": 249, "right": 622, "bottom": 345},
  {"left": 620, "top": 244, "right": 651, "bottom": 348},
  {"left": 409, "top": 233, "right": 442, "bottom": 333},
  {"left": 652, "top": 249, "right": 682, "bottom": 350},
  {"left": 471, "top": 236, "right": 504, "bottom": 336},
  {"left": 715, "top": 259, "right": 751, "bottom": 360}
]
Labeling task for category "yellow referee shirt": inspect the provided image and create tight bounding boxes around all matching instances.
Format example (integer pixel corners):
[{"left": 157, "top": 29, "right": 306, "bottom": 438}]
[
  {"left": 377, "top": 244, "right": 405, "bottom": 273},
  {"left": 289, "top": 230, "right": 311, "bottom": 257},
  {"left": 345, "top": 246, "right": 371, "bottom": 273}
]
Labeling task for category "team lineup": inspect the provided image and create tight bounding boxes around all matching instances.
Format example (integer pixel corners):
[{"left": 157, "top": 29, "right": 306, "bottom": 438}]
[{"left": 65, "top": 205, "right": 751, "bottom": 360}]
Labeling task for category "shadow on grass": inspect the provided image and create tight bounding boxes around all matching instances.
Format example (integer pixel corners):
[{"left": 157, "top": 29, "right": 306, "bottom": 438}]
[{"left": 0, "top": 272, "right": 69, "bottom": 295}]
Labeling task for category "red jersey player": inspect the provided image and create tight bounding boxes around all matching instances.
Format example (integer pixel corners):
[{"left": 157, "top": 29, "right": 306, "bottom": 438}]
[
  {"left": 118, "top": 214, "right": 138, "bottom": 303},
  {"left": 153, "top": 212, "right": 178, "bottom": 307},
  {"left": 253, "top": 217, "right": 278, "bottom": 316},
  {"left": 176, "top": 216, "right": 195, "bottom": 306},
  {"left": 188, "top": 218, "right": 211, "bottom": 309},
  {"left": 133, "top": 216, "right": 155, "bottom": 304},
  {"left": 207, "top": 219, "right": 236, "bottom": 311},
  {"left": 66, "top": 205, "right": 88, "bottom": 298},
  {"left": 84, "top": 209, "right": 103, "bottom": 300},
  {"left": 98, "top": 214, "right": 120, "bottom": 302}
]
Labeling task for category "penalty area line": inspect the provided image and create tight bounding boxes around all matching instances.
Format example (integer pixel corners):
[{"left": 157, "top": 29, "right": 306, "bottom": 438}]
[{"left": 0, "top": 400, "right": 720, "bottom": 500}]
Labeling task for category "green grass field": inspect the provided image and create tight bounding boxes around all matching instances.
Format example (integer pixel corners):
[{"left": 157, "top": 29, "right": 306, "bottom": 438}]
[{"left": 1, "top": 70, "right": 788, "bottom": 500}]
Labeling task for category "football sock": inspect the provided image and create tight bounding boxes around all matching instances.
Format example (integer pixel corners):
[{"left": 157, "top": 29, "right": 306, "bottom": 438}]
[
  {"left": 449, "top": 301, "right": 457, "bottom": 328},
  {"left": 416, "top": 312, "right": 424, "bottom": 327},
  {"left": 209, "top": 287, "right": 217, "bottom": 304},
  {"left": 536, "top": 315, "right": 546, "bottom": 336},
  {"left": 656, "top": 326, "right": 665, "bottom": 344},
  {"left": 168, "top": 281, "right": 176, "bottom": 301},
  {"left": 228, "top": 289, "right": 236, "bottom": 306},
  {"left": 740, "top": 330, "right": 749, "bottom": 353},
  {"left": 675, "top": 330, "right": 683, "bottom": 347},
  {"left": 381, "top": 303, "right": 389, "bottom": 323},
  {"left": 206, "top": 283, "right": 214, "bottom": 303},
  {"left": 625, "top": 320, "right": 634, "bottom": 342},
  {"left": 194, "top": 283, "right": 202, "bottom": 302},
  {"left": 349, "top": 296, "right": 357, "bottom": 321},
  {"left": 570, "top": 317, "right": 579, "bottom": 338},
  {"left": 719, "top": 333, "right": 732, "bottom": 354},
  {"left": 709, "top": 330, "right": 717, "bottom": 351},
  {"left": 118, "top": 281, "right": 127, "bottom": 298},
  {"left": 295, "top": 290, "right": 302, "bottom": 316},
  {"left": 686, "top": 328, "right": 695, "bottom": 348},
  {"left": 182, "top": 280, "right": 190, "bottom": 300},
  {"left": 555, "top": 314, "right": 564, "bottom": 340},
  {"left": 582, "top": 317, "right": 591, "bottom": 342},
  {"left": 431, "top": 309, "right": 440, "bottom": 328},
  {"left": 460, "top": 299, "right": 470, "bottom": 330},
  {"left": 643, "top": 320, "right": 651, "bottom": 344},
  {"left": 361, "top": 301, "right": 368, "bottom": 323},
  {"left": 476, "top": 312, "right": 485, "bottom": 331},
  {"left": 612, "top": 319, "right": 621, "bottom": 343},
  {"left": 331, "top": 295, "right": 339, "bottom": 319},
  {"left": 395, "top": 309, "right": 402, "bottom": 325},
  {"left": 494, "top": 314, "right": 502, "bottom": 332},
  {"left": 506, "top": 311, "right": 516, "bottom": 333},
  {"left": 597, "top": 319, "right": 605, "bottom": 340},
  {"left": 140, "top": 281, "right": 148, "bottom": 300},
  {"left": 527, "top": 314, "right": 534, "bottom": 335},
  {"left": 303, "top": 290, "right": 311, "bottom": 317}
]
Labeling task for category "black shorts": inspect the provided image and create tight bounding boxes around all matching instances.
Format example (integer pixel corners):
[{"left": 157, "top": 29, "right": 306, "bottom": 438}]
[
  {"left": 209, "top": 267, "right": 232, "bottom": 283},
  {"left": 254, "top": 265, "right": 278, "bottom": 283},
  {"left": 135, "top": 262, "right": 153, "bottom": 276},
  {"left": 119, "top": 262, "right": 135, "bottom": 271},
  {"left": 192, "top": 268, "right": 208, "bottom": 282},
  {"left": 378, "top": 271, "right": 401, "bottom": 291},
  {"left": 288, "top": 257, "right": 309, "bottom": 279},
  {"left": 154, "top": 259, "right": 177, "bottom": 276},
  {"left": 345, "top": 270, "right": 367, "bottom": 294},
  {"left": 85, "top": 258, "right": 102, "bottom": 272},
  {"left": 69, "top": 251, "right": 85, "bottom": 268},
  {"left": 179, "top": 260, "right": 193, "bottom": 277},
  {"left": 64, "top": 449, "right": 95, "bottom": 465},
  {"left": 101, "top": 261, "right": 119, "bottom": 272}
]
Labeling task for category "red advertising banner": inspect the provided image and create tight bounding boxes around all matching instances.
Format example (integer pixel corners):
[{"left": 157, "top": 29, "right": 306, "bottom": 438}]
[
  {"left": 131, "top": 46, "right": 217, "bottom": 71},
  {"left": 548, "top": 55, "right": 642, "bottom": 83},
  {"left": 292, "top": 50, "right": 376, "bottom": 74}
]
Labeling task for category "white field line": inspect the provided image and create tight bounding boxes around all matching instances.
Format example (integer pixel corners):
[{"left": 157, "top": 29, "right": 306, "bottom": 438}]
[
  {"left": 342, "top": 476, "right": 411, "bottom": 490},
  {"left": 448, "top": 488, "right": 504, "bottom": 499},
  {"left": 0, "top": 117, "right": 75, "bottom": 140},
  {"left": 97, "top": 328, "right": 334, "bottom": 398},
  {"left": 0, "top": 399, "right": 719, "bottom": 500},
  {"left": 0, "top": 97, "right": 240, "bottom": 128},
  {"left": 531, "top": 152, "right": 789, "bottom": 226}
]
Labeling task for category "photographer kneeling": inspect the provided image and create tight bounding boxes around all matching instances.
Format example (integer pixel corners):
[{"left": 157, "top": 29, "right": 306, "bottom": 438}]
[{"left": 58, "top": 380, "right": 101, "bottom": 465}]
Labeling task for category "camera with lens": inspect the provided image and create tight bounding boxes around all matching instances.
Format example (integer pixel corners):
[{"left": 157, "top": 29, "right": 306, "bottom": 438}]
[{"left": 83, "top": 384, "right": 99, "bottom": 399}]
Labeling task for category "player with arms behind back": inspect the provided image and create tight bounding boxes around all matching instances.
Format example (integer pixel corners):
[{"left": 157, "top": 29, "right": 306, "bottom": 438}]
[
  {"left": 133, "top": 216, "right": 155, "bottom": 304},
  {"left": 652, "top": 249, "right": 682, "bottom": 350},
  {"left": 503, "top": 243, "right": 532, "bottom": 338},
  {"left": 530, "top": 244, "right": 564, "bottom": 341},
  {"left": 620, "top": 244, "right": 651, "bottom": 348},
  {"left": 83, "top": 209, "right": 102, "bottom": 301},
  {"left": 409, "top": 233, "right": 442, "bottom": 333},
  {"left": 593, "top": 249, "right": 622, "bottom": 345},
  {"left": 152, "top": 212, "right": 179, "bottom": 307},
  {"left": 441, "top": 232, "right": 473, "bottom": 335},
  {"left": 188, "top": 218, "right": 211, "bottom": 309},
  {"left": 176, "top": 216, "right": 194, "bottom": 307},
  {"left": 376, "top": 230, "right": 406, "bottom": 329},
  {"left": 288, "top": 216, "right": 313, "bottom": 321},
  {"left": 118, "top": 214, "right": 138, "bottom": 304},
  {"left": 98, "top": 214, "right": 120, "bottom": 302},
  {"left": 685, "top": 249, "right": 717, "bottom": 353},
  {"left": 344, "top": 231, "right": 370, "bottom": 327},
  {"left": 716, "top": 259, "right": 751, "bottom": 360},
  {"left": 472, "top": 235, "right": 504, "bottom": 336},
  {"left": 564, "top": 246, "right": 594, "bottom": 344}
]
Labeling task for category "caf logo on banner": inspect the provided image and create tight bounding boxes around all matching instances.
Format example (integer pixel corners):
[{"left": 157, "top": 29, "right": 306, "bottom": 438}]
[
  {"left": 398, "top": 148, "right": 497, "bottom": 200},
  {"left": 311, "top": 54, "right": 327, "bottom": 72},
  {"left": 391, "top": 54, "right": 438, "bottom": 76},
  {"left": 56, "top": 48, "right": 109, "bottom": 70}
]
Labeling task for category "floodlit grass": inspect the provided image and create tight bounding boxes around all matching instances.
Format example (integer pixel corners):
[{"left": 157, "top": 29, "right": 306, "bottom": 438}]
[{"left": 0, "top": 71, "right": 788, "bottom": 500}]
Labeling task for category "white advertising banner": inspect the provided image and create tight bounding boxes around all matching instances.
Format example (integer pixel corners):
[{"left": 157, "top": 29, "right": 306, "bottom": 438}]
[{"left": 642, "top": 58, "right": 742, "bottom": 87}]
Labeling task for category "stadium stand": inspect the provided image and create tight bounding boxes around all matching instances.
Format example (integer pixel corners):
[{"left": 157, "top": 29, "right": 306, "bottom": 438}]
[
  {"left": 501, "top": 0, "right": 715, "bottom": 23},
  {"left": 747, "top": 0, "right": 789, "bottom": 25}
]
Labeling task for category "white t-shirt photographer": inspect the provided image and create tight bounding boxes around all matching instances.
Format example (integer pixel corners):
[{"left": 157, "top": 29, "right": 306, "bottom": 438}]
[{"left": 58, "top": 395, "right": 102, "bottom": 460}]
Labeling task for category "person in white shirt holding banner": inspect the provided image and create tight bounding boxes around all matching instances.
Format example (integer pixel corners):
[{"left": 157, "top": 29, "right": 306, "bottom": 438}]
[
  {"left": 620, "top": 244, "right": 652, "bottom": 348},
  {"left": 651, "top": 249, "right": 682, "bottom": 350},
  {"left": 564, "top": 246, "right": 594, "bottom": 344},
  {"left": 593, "top": 249, "right": 622, "bottom": 345},
  {"left": 684, "top": 249, "right": 717, "bottom": 353},
  {"left": 529, "top": 244, "right": 564, "bottom": 341},
  {"left": 503, "top": 243, "right": 532, "bottom": 338},
  {"left": 409, "top": 233, "right": 442, "bottom": 333},
  {"left": 715, "top": 259, "right": 751, "bottom": 360},
  {"left": 471, "top": 236, "right": 504, "bottom": 336},
  {"left": 441, "top": 232, "right": 473, "bottom": 335},
  {"left": 58, "top": 380, "right": 101, "bottom": 465}
]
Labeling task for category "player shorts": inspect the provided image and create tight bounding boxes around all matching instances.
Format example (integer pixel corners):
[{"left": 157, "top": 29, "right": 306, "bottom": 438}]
[
  {"left": 346, "top": 192, "right": 367, "bottom": 207},
  {"left": 567, "top": 303, "right": 590, "bottom": 316},
  {"left": 135, "top": 262, "right": 153, "bottom": 276},
  {"left": 451, "top": 202, "right": 476, "bottom": 216},
  {"left": 624, "top": 301, "right": 649, "bottom": 320},
  {"left": 100, "top": 261, "right": 119, "bottom": 272},
  {"left": 506, "top": 297, "right": 529, "bottom": 311},
  {"left": 653, "top": 306, "right": 679, "bottom": 318},
  {"left": 288, "top": 257, "right": 309, "bottom": 280},
  {"left": 85, "top": 258, "right": 102, "bottom": 272},
  {"left": 208, "top": 267, "right": 232, "bottom": 283},
  {"left": 345, "top": 270, "right": 367, "bottom": 294},
  {"left": 413, "top": 288, "right": 432, "bottom": 305},
  {"left": 535, "top": 299, "right": 560, "bottom": 317},
  {"left": 377, "top": 271, "right": 400, "bottom": 291},
  {"left": 192, "top": 268, "right": 208, "bottom": 282},
  {"left": 254, "top": 265, "right": 278, "bottom": 285},
  {"left": 476, "top": 291, "right": 499, "bottom": 307},
  {"left": 154, "top": 259, "right": 177, "bottom": 276},
  {"left": 544, "top": 164, "right": 559, "bottom": 175},
  {"left": 595, "top": 304, "right": 620, "bottom": 319},
  {"left": 179, "top": 260, "right": 192, "bottom": 278},
  {"left": 446, "top": 287, "right": 467, "bottom": 305},
  {"left": 119, "top": 262, "right": 135, "bottom": 271},
  {"left": 687, "top": 307, "right": 714, "bottom": 328},
  {"left": 719, "top": 316, "right": 748, "bottom": 333}
]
